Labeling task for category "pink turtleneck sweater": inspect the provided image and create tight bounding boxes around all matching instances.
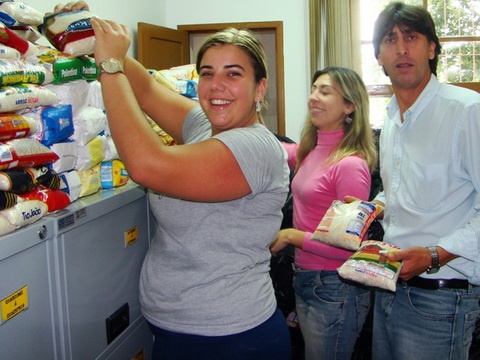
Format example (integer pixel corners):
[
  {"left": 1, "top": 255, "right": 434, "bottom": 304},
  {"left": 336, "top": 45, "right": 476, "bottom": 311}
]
[{"left": 283, "top": 130, "right": 371, "bottom": 271}]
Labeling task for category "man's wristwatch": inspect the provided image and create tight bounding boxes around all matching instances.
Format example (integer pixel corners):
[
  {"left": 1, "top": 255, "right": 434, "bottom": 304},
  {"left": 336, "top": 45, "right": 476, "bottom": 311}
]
[
  {"left": 426, "top": 246, "right": 440, "bottom": 274},
  {"left": 99, "top": 58, "right": 124, "bottom": 74}
]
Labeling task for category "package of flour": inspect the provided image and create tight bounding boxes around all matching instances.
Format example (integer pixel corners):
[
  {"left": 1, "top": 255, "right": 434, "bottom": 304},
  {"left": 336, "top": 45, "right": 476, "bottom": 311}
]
[{"left": 43, "top": 10, "right": 96, "bottom": 57}]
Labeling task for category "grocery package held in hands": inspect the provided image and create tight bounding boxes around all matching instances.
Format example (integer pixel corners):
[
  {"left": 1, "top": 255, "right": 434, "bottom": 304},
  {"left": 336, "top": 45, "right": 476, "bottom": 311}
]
[
  {"left": 312, "top": 200, "right": 383, "bottom": 250},
  {"left": 337, "top": 240, "right": 404, "bottom": 292},
  {"left": 42, "top": 10, "right": 96, "bottom": 57}
]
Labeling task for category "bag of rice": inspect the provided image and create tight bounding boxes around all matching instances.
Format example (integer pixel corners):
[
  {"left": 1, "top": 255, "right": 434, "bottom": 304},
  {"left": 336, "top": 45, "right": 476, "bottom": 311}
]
[
  {"left": 0, "top": 138, "right": 59, "bottom": 170},
  {"left": 2, "top": 198, "right": 48, "bottom": 227},
  {"left": 337, "top": 240, "right": 403, "bottom": 292},
  {"left": 312, "top": 200, "right": 383, "bottom": 250},
  {"left": 0, "top": 0, "right": 43, "bottom": 26},
  {"left": 0, "top": 83, "right": 58, "bottom": 113},
  {"left": 0, "top": 113, "right": 36, "bottom": 140},
  {"left": 42, "top": 10, "right": 96, "bottom": 57},
  {"left": 0, "top": 44, "right": 21, "bottom": 59},
  {"left": 0, "top": 58, "right": 52, "bottom": 86}
]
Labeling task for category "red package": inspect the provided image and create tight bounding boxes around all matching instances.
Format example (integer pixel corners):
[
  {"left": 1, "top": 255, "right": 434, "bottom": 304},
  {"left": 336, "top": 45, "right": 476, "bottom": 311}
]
[
  {"left": 0, "top": 138, "right": 59, "bottom": 170},
  {"left": 0, "top": 25, "right": 36, "bottom": 56},
  {"left": 42, "top": 10, "right": 95, "bottom": 57},
  {"left": 0, "top": 114, "right": 36, "bottom": 141},
  {"left": 22, "top": 186, "right": 70, "bottom": 212}
]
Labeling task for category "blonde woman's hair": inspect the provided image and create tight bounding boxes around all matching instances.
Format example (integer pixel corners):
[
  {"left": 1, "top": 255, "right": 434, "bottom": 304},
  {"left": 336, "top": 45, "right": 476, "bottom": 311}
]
[
  {"left": 196, "top": 28, "right": 269, "bottom": 114},
  {"left": 296, "top": 67, "right": 377, "bottom": 173}
]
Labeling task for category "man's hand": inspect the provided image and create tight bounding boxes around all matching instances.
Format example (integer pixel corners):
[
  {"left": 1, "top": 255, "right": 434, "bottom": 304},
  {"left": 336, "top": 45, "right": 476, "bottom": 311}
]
[{"left": 385, "top": 246, "right": 458, "bottom": 280}]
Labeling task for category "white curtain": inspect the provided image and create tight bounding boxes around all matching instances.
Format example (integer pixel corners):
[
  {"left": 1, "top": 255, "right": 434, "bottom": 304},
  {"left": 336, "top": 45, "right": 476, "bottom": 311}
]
[{"left": 309, "top": 0, "right": 362, "bottom": 79}]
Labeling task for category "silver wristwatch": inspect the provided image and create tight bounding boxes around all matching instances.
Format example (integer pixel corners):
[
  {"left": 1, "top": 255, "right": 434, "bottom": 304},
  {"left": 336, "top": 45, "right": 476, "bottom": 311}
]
[
  {"left": 426, "top": 246, "right": 440, "bottom": 274},
  {"left": 99, "top": 58, "right": 124, "bottom": 74}
]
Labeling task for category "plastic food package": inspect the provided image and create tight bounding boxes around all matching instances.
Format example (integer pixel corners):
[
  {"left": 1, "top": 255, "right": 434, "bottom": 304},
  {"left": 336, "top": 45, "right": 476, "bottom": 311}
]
[
  {"left": 0, "top": 58, "right": 52, "bottom": 86},
  {"left": 87, "top": 80, "right": 104, "bottom": 109},
  {"left": 0, "top": 211, "right": 15, "bottom": 235},
  {"left": 0, "top": 189, "right": 19, "bottom": 210},
  {"left": 0, "top": 23, "right": 37, "bottom": 57},
  {"left": 45, "top": 79, "right": 89, "bottom": 117},
  {"left": 0, "top": 44, "right": 21, "bottom": 59},
  {"left": 0, "top": 167, "right": 37, "bottom": 192},
  {"left": 75, "top": 134, "right": 106, "bottom": 171},
  {"left": 42, "top": 10, "right": 96, "bottom": 57},
  {"left": 71, "top": 106, "right": 106, "bottom": 146},
  {"left": 0, "top": 113, "right": 36, "bottom": 140},
  {"left": 21, "top": 187, "right": 70, "bottom": 212},
  {"left": 103, "top": 136, "right": 118, "bottom": 161},
  {"left": 100, "top": 160, "right": 128, "bottom": 189},
  {"left": 337, "top": 240, "right": 403, "bottom": 292},
  {"left": 1, "top": 199, "right": 48, "bottom": 227},
  {"left": 49, "top": 140, "right": 77, "bottom": 173},
  {"left": 0, "top": 0, "right": 43, "bottom": 26},
  {"left": 58, "top": 170, "right": 81, "bottom": 202},
  {"left": 76, "top": 164, "right": 101, "bottom": 198},
  {"left": 0, "top": 138, "right": 59, "bottom": 170},
  {"left": 152, "top": 64, "right": 199, "bottom": 98},
  {"left": 0, "top": 83, "right": 58, "bottom": 113},
  {"left": 9, "top": 25, "right": 43, "bottom": 43},
  {"left": 30, "top": 46, "right": 83, "bottom": 84},
  {"left": 312, "top": 200, "right": 383, "bottom": 250},
  {"left": 26, "top": 104, "right": 74, "bottom": 145},
  {"left": 0, "top": 165, "right": 60, "bottom": 193},
  {"left": 79, "top": 55, "right": 98, "bottom": 81}
]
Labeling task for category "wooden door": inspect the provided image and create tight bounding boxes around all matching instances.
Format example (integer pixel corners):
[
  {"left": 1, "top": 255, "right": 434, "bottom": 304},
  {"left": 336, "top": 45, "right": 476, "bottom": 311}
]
[{"left": 137, "top": 22, "right": 189, "bottom": 70}]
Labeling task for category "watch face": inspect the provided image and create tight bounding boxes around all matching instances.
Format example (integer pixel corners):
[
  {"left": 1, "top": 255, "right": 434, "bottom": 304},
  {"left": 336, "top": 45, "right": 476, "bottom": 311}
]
[{"left": 101, "top": 59, "right": 123, "bottom": 73}]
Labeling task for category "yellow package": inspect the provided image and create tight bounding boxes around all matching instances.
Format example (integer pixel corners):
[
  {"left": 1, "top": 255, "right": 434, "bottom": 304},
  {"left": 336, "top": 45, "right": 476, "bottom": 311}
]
[{"left": 77, "top": 164, "right": 101, "bottom": 198}]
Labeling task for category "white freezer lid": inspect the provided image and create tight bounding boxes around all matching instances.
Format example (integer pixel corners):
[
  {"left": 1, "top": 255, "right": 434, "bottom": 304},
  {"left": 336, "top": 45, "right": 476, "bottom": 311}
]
[{"left": 46, "top": 181, "right": 147, "bottom": 235}]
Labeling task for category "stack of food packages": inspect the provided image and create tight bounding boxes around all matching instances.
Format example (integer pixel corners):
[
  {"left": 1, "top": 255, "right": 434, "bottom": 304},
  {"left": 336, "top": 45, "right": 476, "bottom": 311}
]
[{"left": 0, "top": 1, "right": 132, "bottom": 236}]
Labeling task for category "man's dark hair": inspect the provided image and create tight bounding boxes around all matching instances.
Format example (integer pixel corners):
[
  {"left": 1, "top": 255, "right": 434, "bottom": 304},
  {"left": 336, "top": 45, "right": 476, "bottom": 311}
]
[{"left": 373, "top": 2, "right": 442, "bottom": 75}]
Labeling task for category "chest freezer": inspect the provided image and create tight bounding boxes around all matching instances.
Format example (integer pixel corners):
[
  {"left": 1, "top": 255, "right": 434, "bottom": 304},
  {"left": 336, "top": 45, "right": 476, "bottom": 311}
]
[
  {"left": 47, "top": 182, "right": 153, "bottom": 360},
  {"left": 0, "top": 219, "right": 57, "bottom": 359}
]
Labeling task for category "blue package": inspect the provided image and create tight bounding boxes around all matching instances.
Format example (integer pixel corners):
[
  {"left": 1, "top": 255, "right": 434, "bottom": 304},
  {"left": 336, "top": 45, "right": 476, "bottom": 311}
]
[{"left": 29, "top": 104, "right": 74, "bottom": 146}]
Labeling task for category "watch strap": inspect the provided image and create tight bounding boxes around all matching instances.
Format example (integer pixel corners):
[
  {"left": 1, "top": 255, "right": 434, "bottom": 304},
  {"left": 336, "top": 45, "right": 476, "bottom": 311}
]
[{"left": 426, "top": 246, "right": 440, "bottom": 274}]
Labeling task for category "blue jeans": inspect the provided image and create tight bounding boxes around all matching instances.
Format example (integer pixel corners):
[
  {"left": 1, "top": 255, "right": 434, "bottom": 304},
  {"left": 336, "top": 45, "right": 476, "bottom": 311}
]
[
  {"left": 372, "top": 283, "right": 480, "bottom": 360},
  {"left": 293, "top": 269, "right": 371, "bottom": 360},
  {"left": 148, "top": 307, "right": 291, "bottom": 360}
]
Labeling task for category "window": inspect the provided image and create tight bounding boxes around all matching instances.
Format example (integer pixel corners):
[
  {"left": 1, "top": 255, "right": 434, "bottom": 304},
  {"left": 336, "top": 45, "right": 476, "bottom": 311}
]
[{"left": 359, "top": 0, "right": 480, "bottom": 127}]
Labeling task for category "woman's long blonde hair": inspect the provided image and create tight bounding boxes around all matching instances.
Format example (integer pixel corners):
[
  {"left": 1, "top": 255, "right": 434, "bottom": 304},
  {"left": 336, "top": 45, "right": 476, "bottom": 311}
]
[{"left": 295, "top": 67, "right": 377, "bottom": 173}]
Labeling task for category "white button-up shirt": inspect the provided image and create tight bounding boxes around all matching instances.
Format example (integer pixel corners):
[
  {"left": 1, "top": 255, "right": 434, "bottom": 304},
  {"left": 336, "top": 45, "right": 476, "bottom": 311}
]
[{"left": 376, "top": 75, "right": 480, "bottom": 283}]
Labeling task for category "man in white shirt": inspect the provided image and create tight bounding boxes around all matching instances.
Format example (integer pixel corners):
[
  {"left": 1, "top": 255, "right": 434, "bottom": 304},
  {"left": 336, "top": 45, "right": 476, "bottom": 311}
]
[{"left": 370, "top": 2, "right": 480, "bottom": 359}]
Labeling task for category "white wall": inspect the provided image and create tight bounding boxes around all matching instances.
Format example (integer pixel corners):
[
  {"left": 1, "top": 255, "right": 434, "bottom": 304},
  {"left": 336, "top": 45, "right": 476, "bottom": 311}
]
[
  {"left": 23, "top": 0, "right": 166, "bottom": 58},
  {"left": 23, "top": 0, "right": 309, "bottom": 141}
]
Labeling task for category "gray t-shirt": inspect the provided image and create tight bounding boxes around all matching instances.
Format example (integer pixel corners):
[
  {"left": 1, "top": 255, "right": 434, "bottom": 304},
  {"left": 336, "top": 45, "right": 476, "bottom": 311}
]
[{"left": 139, "top": 106, "right": 289, "bottom": 336}]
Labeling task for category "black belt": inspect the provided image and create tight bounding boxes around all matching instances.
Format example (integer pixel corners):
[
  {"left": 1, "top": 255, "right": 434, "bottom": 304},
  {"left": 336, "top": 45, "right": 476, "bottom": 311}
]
[{"left": 400, "top": 276, "right": 469, "bottom": 290}]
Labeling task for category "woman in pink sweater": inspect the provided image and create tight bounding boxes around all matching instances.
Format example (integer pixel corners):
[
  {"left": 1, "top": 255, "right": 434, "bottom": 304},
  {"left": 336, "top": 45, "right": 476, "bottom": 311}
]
[{"left": 270, "top": 67, "right": 377, "bottom": 360}]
